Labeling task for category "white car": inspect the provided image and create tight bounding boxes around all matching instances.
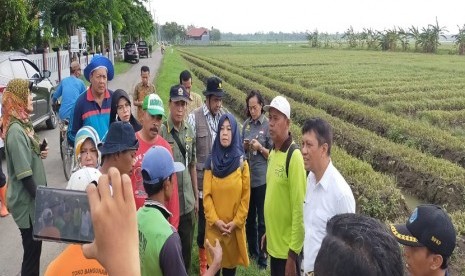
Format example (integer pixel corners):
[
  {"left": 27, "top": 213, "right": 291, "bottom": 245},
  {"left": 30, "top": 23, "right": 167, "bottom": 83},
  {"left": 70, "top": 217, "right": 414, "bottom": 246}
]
[{"left": 0, "top": 52, "right": 57, "bottom": 129}]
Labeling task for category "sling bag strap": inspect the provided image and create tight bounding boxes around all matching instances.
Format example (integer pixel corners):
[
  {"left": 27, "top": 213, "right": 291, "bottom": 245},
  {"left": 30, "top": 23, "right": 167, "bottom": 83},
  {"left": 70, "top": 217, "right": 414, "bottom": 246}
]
[{"left": 171, "top": 128, "right": 187, "bottom": 161}]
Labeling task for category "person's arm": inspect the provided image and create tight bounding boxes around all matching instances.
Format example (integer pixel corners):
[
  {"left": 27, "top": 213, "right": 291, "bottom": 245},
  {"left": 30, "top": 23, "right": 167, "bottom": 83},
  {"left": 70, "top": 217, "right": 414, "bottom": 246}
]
[
  {"left": 133, "top": 85, "right": 141, "bottom": 107},
  {"left": 159, "top": 233, "right": 188, "bottom": 276},
  {"left": 82, "top": 167, "right": 140, "bottom": 276},
  {"left": 67, "top": 100, "right": 82, "bottom": 146},
  {"left": 189, "top": 162, "right": 198, "bottom": 216},
  {"left": 204, "top": 239, "right": 222, "bottom": 276},
  {"left": 285, "top": 150, "right": 307, "bottom": 275},
  {"left": 203, "top": 169, "right": 229, "bottom": 234},
  {"left": 52, "top": 82, "right": 63, "bottom": 103},
  {"left": 231, "top": 161, "right": 251, "bottom": 229},
  {"left": 190, "top": 133, "right": 198, "bottom": 216},
  {"left": 22, "top": 176, "right": 37, "bottom": 198}
]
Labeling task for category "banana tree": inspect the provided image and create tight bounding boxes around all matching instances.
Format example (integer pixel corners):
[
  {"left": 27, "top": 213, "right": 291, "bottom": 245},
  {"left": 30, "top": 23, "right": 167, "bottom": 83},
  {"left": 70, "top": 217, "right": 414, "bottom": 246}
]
[{"left": 453, "top": 24, "right": 465, "bottom": 55}]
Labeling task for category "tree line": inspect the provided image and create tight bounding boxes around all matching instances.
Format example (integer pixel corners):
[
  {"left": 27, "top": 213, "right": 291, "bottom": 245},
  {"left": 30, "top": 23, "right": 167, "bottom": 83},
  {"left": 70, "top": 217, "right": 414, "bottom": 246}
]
[
  {"left": 0, "top": 0, "right": 155, "bottom": 52},
  {"left": 307, "top": 19, "right": 465, "bottom": 55}
]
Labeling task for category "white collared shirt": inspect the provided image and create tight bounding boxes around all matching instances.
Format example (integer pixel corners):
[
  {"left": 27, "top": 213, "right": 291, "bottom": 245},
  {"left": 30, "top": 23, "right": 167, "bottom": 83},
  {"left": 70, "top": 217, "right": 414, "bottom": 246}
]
[{"left": 303, "top": 161, "right": 355, "bottom": 272}]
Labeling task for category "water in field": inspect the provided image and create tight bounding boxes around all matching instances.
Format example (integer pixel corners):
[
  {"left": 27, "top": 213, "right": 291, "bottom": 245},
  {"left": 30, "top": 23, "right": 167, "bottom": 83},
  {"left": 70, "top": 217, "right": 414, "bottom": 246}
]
[{"left": 401, "top": 192, "right": 423, "bottom": 211}]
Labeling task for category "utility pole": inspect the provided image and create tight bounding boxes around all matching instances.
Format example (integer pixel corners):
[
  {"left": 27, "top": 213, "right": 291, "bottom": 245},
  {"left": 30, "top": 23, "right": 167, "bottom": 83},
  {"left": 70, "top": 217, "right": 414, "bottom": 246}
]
[{"left": 108, "top": 22, "right": 115, "bottom": 64}]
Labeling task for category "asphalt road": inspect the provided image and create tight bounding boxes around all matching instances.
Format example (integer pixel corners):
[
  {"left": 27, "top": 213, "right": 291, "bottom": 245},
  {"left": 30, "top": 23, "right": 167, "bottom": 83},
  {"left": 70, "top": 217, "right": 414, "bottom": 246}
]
[{"left": 0, "top": 49, "right": 163, "bottom": 276}]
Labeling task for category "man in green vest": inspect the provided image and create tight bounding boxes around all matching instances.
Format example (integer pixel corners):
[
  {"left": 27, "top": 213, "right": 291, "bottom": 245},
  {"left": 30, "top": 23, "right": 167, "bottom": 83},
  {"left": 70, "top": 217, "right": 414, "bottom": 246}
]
[{"left": 137, "top": 146, "right": 222, "bottom": 276}]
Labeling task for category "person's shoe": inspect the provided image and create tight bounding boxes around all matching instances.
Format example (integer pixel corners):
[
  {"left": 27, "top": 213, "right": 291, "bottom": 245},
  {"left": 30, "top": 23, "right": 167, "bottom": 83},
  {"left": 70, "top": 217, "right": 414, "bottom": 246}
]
[
  {"left": 0, "top": 184, "right": 9, "bottom": 217},
  {"left": 199, "top": 248, "right": 207, "bottom": 275}
]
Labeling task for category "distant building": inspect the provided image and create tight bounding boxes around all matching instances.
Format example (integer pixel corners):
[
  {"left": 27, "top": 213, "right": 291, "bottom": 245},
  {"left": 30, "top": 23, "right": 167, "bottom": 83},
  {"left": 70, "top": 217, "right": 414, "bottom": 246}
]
[{"left": 186, "top": 27, "right": 210, "bottom": 43}]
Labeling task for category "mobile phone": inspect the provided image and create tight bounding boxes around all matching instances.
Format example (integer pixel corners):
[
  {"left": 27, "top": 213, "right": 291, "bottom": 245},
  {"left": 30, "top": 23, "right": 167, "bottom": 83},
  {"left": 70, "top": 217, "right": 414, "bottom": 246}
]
[
  {"left": 40, "top": 138, "right": 48, "bottom": 151},
  {"left": 33, "top": 186, "right": 94, "bottom": 244}
]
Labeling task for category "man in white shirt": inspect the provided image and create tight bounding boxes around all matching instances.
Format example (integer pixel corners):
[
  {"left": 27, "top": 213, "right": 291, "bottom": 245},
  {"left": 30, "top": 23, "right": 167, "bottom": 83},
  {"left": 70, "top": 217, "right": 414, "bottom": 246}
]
[{"left": 301, "top": 118, "right": 355, "bottom": 274}]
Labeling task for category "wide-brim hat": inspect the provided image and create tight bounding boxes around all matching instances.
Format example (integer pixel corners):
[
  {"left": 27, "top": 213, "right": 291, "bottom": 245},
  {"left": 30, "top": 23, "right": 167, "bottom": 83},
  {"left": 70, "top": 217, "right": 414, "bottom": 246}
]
[
  {"left": 84, "top": 56, "right": 114, "bottom": 82},
  {"left": 98, "top": 121, "right": 139, "bottom": 155},
  {"left": 203, "top": 76, "right": 225, "bottom": 97}
]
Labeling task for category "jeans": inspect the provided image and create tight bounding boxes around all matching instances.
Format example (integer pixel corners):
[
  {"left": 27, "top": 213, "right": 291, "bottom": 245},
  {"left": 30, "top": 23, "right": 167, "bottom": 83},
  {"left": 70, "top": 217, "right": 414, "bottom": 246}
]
[
  {"left": 215, "top": 267, "right": 236, "bottom": 276},
  {"left": 246, "top": 184, "right": 267, "bottom": 268}
]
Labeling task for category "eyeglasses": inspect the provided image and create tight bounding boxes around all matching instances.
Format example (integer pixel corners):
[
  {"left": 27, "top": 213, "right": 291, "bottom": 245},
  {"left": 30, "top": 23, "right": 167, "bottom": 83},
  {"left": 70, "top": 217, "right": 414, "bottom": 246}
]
[{"left": 117, "top": 103, "right": 131, "bottom": 111}]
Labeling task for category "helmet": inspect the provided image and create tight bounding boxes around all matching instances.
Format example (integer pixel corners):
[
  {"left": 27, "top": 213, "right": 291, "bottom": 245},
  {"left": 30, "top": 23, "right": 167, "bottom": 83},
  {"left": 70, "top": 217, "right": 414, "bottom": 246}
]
[{"left": 67, "top": 167, "right": 102, "bottom": 191}]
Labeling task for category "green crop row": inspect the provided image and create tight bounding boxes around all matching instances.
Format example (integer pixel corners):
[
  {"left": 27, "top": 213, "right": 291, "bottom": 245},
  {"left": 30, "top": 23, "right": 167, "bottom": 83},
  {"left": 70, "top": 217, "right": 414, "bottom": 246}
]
[
  {"left": 187, "top": 61, "right": 409, "bottom": 222},
  {"left": 417, "top": 109, "right": 465, "bottom": 128},
  {"left": 381, "top": 97, "right": 465, "bottom": 116},
  {"left": 181, "top": 52, "right": 465, "bottom": 212},
  {"left": 180, "top": 50, "right": 465, "bottom": 169},
  {"left": 358, "top": 89, "right": 465, "bottom": 107}
]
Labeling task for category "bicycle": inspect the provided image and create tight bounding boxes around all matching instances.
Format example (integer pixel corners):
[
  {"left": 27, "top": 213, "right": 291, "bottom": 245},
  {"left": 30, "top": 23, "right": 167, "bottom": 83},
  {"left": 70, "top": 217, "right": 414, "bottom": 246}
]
[{"left": 59, "top": 119, "right": 75, "bottom": 181}]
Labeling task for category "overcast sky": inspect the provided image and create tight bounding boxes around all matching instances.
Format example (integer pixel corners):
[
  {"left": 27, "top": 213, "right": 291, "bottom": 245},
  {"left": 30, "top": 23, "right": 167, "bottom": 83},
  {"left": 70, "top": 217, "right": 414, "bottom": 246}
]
[{"left": 147, "top": 0, "right": 465, "bottom": 35}]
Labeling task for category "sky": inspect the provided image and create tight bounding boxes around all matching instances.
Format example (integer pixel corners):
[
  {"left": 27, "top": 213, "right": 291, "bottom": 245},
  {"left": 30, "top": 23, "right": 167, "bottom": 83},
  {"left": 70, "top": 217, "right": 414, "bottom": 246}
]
[{"left": 147, "top": 0, "right": 465, "bottom": 35}]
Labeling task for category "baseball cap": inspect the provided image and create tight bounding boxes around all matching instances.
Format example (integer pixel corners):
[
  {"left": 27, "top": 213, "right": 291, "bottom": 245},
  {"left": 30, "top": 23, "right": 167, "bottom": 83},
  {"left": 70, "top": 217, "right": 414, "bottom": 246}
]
[
  {"left": 390, "top": 204, "right": 456, "bottom": 256},
  {"left": 141, "top": 146, "right": 185, "bottom": 185},
  {"left": 203, "top": 76, "right": 225, "bottom": 97},
  {"left": 98, "top": 121, "right": 139, "bottom": 155},
  {"left": 142, "top": 94, "right": 165, "bottom": 117},
  {"left": 67, "top": 167, "right": 102, "bottom": 191},
  {"left": 169, "top": 84, "right": 191, "bottom": 102},
  {"left": 264, "top": 95, "right": 291, "bottom": 119}
]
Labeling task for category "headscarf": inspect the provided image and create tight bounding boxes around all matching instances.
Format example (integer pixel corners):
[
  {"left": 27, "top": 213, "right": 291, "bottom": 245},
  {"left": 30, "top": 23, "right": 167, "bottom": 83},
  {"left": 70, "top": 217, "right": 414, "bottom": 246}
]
[
  {"left": 109, "top": 89, "right": 141, "bottom": 132},
  {"left": 74, "top": 126, "right": 101, "bottom": 168},
  {"left": 206, "top": 113, "right": 244, "bottom": 178},
  {"left": 2, "top": 79, "right": 41, "bottom": 154}
]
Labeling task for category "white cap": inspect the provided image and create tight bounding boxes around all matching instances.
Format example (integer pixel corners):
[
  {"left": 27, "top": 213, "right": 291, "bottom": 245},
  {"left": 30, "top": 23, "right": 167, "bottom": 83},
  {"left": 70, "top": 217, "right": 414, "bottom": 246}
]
[
  {"left": 67, "top": 167, "right": 102, "bottom": 191},
  {"left": 264, "top": 95, "right": 291, "bottom": 119}
]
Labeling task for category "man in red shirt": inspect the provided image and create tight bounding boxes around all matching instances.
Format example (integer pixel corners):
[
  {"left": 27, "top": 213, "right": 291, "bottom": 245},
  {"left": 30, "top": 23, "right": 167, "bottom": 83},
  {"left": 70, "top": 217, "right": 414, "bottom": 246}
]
[{"left": 130, "top": 94, "right": 180, "bottom": 229}]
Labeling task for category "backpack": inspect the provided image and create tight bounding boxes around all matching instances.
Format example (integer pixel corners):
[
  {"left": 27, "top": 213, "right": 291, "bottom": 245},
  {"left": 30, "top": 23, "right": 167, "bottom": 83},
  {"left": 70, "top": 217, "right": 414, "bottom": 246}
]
[{"left": 286, "top": 143, "right": 299, "bottom": 177}]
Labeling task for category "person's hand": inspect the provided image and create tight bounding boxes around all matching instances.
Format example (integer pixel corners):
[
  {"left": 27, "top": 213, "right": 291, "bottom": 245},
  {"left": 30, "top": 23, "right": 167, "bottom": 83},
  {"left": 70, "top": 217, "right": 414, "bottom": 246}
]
[
  {"left": 285, "top": 256, "right": 297, "bottom": 276},
  {"left": 224, "top": 221, "right": 236, "bottom": 234},
  {"left": 40, "top": 147, "right": 49, "bottom": 159},
  {"left": 250, "top": 139, "right": 262, "bottom": 151},
  {"left": 260, "top": 234, "right": 267, "bottom": 255},
  {"left": 205, "top": 239, "right": 222, "bottom": 274},
  {"left": 215, "top": 220, "right": 229, "bottom": 235},
  {"left": 82, "top": 167, "right": 140, "bottom": 276}
]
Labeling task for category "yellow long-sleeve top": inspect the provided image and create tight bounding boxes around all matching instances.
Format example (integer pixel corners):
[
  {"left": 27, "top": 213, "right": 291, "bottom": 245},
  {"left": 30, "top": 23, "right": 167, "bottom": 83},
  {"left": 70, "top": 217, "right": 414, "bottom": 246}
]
[{"left": 203, "top": 161, "right": 251, "bottom": 269}]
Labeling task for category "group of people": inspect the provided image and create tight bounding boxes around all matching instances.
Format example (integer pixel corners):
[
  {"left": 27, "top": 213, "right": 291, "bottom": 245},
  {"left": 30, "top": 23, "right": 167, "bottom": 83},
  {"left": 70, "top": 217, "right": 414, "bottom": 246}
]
[{"left": 0, "top": 53, "right": 458, "bottom": 276}]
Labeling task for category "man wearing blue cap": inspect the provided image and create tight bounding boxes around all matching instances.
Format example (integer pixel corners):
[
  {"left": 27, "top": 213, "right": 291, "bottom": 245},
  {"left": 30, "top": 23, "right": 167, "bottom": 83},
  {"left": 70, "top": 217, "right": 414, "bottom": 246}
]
[
  {"left": 68, "top": 56, "right": 114, "bottom": 146},
  {"left": 137, "top": 146, "right": 222, "bottom": 276}
]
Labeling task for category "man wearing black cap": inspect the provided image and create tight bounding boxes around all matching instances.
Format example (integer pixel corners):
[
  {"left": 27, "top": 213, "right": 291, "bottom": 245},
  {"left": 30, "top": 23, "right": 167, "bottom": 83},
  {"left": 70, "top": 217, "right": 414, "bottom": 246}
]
[
  {"left": 98, "top": 121, "right": 139, "bottom": 176},
  {"left": 187, "top": 76, "right": 227, "bottom": 275},
  {"left": 161, "top": 84, "right": 198, "bottom": 272},
  {"left": 390, "top": 204, "right": 456, "bottom": 276}
]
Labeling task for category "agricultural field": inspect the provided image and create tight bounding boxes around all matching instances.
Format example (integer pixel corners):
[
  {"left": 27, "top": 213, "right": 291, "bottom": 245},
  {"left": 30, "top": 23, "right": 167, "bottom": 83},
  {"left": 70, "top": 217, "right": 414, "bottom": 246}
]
[{"left": 173, "top": 44, "right": 465, "bottom": 273}]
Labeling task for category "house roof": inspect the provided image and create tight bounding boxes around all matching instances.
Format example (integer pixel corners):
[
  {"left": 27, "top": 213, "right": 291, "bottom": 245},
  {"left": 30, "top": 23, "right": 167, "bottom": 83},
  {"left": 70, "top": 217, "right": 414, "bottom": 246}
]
[{"left": 186, "top": 28, "right": 209, "bottom": 37}]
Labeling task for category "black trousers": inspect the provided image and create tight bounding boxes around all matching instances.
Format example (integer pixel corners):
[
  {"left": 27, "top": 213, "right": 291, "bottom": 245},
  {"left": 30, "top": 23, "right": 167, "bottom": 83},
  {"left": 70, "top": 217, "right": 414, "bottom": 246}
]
[
  {"left": 197, "top": 197, "right": 206, "bottom": 248},
  {"left": 215, "top": 267, "right": 236, "bottom": 276},
  {"left": 0, "top": 152, "right": 6, "bottom": 187},
  {"left": 270, "top": 255, "right": 302, "bottom": 276},
  {"left": 19, "top": 223, "right": 42, "bottom": 276},
  {"left": 178, "top": 210, "right": 195, "bottom": 272},
  {"left": 246, "top": 184, "right": 267, "bottom": 268}
]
